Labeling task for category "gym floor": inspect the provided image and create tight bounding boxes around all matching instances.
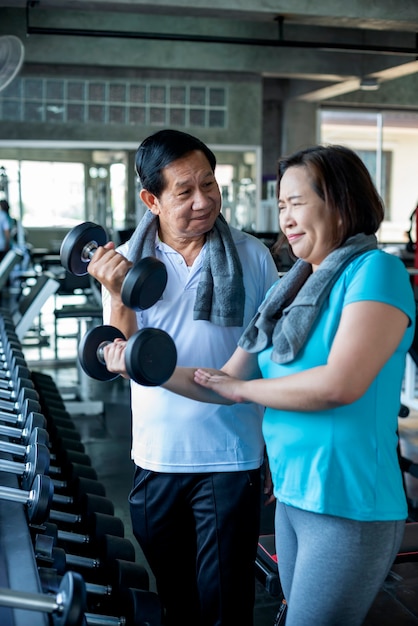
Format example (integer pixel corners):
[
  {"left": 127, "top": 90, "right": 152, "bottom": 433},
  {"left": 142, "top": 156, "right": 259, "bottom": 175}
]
[{"left": 20, "top": 294, "right": 418, "bottom": 625}]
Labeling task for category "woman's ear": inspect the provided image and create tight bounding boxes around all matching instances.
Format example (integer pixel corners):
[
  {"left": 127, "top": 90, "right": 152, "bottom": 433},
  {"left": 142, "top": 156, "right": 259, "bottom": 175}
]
[{"left": 140, "top": 188, "right": 160, "bottom": 214}]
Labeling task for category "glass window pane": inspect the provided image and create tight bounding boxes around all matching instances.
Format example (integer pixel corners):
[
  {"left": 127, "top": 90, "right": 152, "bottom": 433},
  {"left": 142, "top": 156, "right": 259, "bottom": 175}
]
[
  {"left": 190, "top": 108, "right": 205, "bottom": 126},
  {"left": 109, "top": 105, "right": 125, "bottom": 124},
  {"left": 320, "top": 108, "right": 418, "bottom": 244},
  {"left": 89, "top": 83, "right": 106, "bottom": 101},
  {"left": 3, "top": 100, "right": 21, "bottom": 120},
  {"left": 25, "top": 79, "right": 42, "bottom": 100},
  {"left": 20, "top": 161, "right": 85, "bottom": 227},
  {"left": 88, "top": 104, "right": 105, "bottom": 122},
  {"left": 170, "top": 86, "right": 186, "bottom": 104},
  {"left": 209, "top": 110, "right": 225, "bottom": 127},
  {"left": 190, "top": 87, "right": 205, "bottom": 105},
  {"left": 150, "top": 107, "right": 166, "bottom": 125},
  {"left": 109, "top": 84, "right": 126, "bottom": 102},
  {"left": 46, "top": 80, "right": 64, "bottom": 100},
  {"left": 170, "top": 108, "right": 185, "bottom": 126},
  {"left": 129, "top": 106, "right": 146, "bottom": 124},
  {"left": 68, "top": 103, "right": 84, "bottom": 122},
  {"left": 209, "top": 88, "right": 225, "bottom": 106},
  {"left": 46, "top": 104, "right": 64, "bottom": 122},
  {"left": 68, "top": 81, "right": 85, "bottom": 101},
  {"left": 24, "top": 101, "right": 42, "bottom": 122},
  {"left": 3, "top": 78, "right": 22, "bottom": 98},
  {"left": 130, "top": 85, "right": 146, "bottom": 103},
  {"left": 150, "top": 86, "right": 166, "bottom": 104}
]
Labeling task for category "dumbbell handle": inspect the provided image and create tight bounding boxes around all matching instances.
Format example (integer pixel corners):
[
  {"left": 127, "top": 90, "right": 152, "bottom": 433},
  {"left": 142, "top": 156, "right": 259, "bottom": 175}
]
[
  {"left": 0, "top": 474, "right": 53, "bottom": 524},
  {"left": 81, "top": 240, "right": 99, "bottom": 263},
  {"left": 97, "top": 341, "right": 112, "bottom": 365},
  {"left": 0, "top": 483, "right": 37, "bottom": 505},
  {"left": 0, "top": 571, "right": 85, "bottom": 625},
  {"left": 0, "top": 586, "right": 64, "bottom": 614}
]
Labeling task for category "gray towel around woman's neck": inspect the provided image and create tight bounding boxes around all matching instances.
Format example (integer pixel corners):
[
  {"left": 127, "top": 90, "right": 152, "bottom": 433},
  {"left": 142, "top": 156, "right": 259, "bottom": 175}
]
[
  {"left": 126, "top": 210, "right": 245, "bottom": 327},
  {"left": 238, "top": 233, "right": 378, "bottom": 363}
]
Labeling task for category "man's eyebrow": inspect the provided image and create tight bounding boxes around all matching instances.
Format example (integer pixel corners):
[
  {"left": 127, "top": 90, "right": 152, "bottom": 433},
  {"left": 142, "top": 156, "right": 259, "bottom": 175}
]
[{"left": 174, "top": 171, "right": 214, "bottom": 188}]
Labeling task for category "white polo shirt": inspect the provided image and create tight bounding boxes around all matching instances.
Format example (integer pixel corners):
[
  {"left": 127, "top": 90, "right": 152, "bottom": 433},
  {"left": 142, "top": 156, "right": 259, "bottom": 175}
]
[{"left": 103, "top": 226, "right": 278, "bottom": 472}]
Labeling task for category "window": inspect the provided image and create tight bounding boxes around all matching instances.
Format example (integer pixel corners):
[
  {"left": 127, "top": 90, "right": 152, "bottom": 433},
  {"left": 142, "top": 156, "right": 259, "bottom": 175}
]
[
  {"left": 320, "top": 109, "right": 418, "bottom": 243},
  {"left": 0, "top": 77, "right": 228, "bottom": 129}
]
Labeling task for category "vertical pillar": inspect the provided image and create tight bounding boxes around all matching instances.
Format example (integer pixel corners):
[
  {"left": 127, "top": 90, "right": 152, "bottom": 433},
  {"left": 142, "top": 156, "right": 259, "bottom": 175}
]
[{"left": 281, "top": 100, "right": 318, "bottom": 156}]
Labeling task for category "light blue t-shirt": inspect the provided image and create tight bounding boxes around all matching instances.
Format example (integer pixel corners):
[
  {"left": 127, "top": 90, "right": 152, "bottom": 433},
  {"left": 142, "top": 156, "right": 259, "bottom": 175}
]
[{"left": 260, "top": 250, "right": 416, "bottom": 521}]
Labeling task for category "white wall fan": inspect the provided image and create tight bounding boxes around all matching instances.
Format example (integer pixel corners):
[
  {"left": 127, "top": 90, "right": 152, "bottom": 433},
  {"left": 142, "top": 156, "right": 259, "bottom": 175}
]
[{"left": 0, "top": 35, "right": 25, "bottom": 92}]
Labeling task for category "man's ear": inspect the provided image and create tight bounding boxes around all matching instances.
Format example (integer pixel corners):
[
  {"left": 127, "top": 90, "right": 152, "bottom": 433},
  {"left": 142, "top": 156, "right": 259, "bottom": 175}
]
[{"left": 140, "top": 188, "right": 159, "bottom": 214}]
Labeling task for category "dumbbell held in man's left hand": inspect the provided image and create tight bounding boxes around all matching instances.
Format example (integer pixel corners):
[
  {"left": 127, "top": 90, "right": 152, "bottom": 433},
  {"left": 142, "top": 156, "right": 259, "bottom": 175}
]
[
  {"left": 60, "top": 221, "right": 167, "bottom": 311},
  {"left": 78, "top": 325, "right": 177, "bottom": 386}
]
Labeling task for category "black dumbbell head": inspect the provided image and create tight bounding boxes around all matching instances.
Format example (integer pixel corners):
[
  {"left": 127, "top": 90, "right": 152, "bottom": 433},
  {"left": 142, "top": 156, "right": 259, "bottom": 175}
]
[
  {"left": 121, "top": 256, "right": 168, "bottom": 311},
  {"left": 60, "top": 221, "right": 107, "bottom": 276},
  {"left": 78, "top": 325, "right": 126, "bottom": 382},
  {"left": 125, "top": 327, "right": 177, "bottom": 386}
]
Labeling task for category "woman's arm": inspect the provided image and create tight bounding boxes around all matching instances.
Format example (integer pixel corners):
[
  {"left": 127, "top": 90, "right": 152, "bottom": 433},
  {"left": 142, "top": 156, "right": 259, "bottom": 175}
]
[
  {"left": 163, "top": 347, "right": 261, "bottom": 403},
  {"left": 102, "top": 341, "right": 260, "bottom": 405},
  {"left": 194, "top": 300, "right": 410, "bottom": 410}
]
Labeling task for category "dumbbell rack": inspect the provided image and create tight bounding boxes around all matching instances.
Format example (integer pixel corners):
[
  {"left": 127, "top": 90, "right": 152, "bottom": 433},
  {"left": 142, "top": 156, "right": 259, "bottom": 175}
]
[
  {"left": 0, "top": 309, "right": 162, "bottom": 626},
  {"left": 0, "top": 468, "right": 47, "bottom": 626}
]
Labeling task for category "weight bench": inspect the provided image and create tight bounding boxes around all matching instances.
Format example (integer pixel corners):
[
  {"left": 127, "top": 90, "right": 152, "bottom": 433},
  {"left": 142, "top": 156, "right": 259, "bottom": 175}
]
[
  {"left": 12, "top": 273, "right": 60, "bottom": 342},
  {"left": 53, "top": 303, "right": 103, "bottom": 360}
]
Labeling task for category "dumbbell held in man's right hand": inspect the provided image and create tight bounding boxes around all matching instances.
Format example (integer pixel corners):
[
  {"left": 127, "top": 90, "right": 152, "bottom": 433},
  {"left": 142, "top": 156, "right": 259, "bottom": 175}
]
[
  {"left": 60, "top": 221, "right": 168, "bottom": 311},
  {"left": 78, "top": 325, "right": 177, "bottom": 386}
]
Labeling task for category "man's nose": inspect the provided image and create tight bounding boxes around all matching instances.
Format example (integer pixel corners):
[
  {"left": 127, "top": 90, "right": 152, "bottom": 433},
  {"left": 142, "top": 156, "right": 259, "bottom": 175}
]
[{"left": 192, "top": 189, "right": 210, "bottom": 209}]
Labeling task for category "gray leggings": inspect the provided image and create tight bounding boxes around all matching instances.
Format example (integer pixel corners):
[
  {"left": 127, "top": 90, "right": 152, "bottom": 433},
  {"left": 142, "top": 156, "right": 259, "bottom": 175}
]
[{"left": 275, "top": 501, "right": 405, "bottom": 626}]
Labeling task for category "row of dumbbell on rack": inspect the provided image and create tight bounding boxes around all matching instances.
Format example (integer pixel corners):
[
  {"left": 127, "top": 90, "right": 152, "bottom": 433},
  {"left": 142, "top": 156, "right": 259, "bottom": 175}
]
[{"left": 0, "top": 310, "right": 163, "bottom": 626}]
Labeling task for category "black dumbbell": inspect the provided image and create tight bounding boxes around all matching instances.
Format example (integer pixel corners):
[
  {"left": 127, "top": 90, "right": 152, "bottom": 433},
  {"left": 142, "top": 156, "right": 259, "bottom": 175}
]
[
  {"left": 51, "top": 489, "right": 114, "bottom": 517},
  {"left": 52, "top": 434, "right": 86, "bottom": 455},
  {"left": 35, "top": 510, "right": 126, "bottom": 541},
  {"left": 0, "top": 326, "right": 25, "bottom": 349},
  {"left": 0, "top": 377, "right": 35, "bottom": 406},
  {"left": 0, "top": 389, "right": 41, "bottom": 416},
  {"left": 78, "top": 324, "right": 177, "bottom": 385},
  {"left": 0, "top": 350, "right": 31, "bottom": 380},
  {"left": 0, "top": 441, "right": 50, "bottom": 489},
  {"left": 0, "top": 341, "right": 29, "bottom": 366},
  {"left": 48, "top": 422, "right": 83, "bottom": 446},
  {"left": 0, "top": 397, "right": 43, "bottom": 427},
  {"left": 49, "top": 456, "right": 99, "bottom": 483},
  {"left": 0, "top": 473, "right": 54, "bottom": 524},
  {"left": 39, "top": 559, "right": 150, "bottom": 615},
  {"left": 60, "top": 221, "right": 168, "bottom": 311},
  {"left": 38, "top": 568, "right": 162, "bottom": 626},
  {"left": 51, "top": 475, "right": 106, "bottom": 501},
  {"left": 0, "top": 422, "right": 85, "bottom": 481},
  {"left": 0, "top": 360, "right": 30, "bottom": 382},
  {"left": 38, "top": 518, "right": 125, "bottom": 555},
  {"left": 0, "top": 412, "right": 48, "bottom": 446},
  {"left": 49, "top": 445, "right": 92, "bottom": 471},
  {"left": 34, "top": 385, "right": 67, "bottom": 406},
  {"left": 48, "top": 491, "right": 115, "bottom": 531},
  {"left": 35, "top": 533, "right": 136, "bottom": 580},
  {"left": 0, "top": 570, "right": 86, "bottom": 626},
  {"left": 0, "top": 379, "right": 38, "bottom": 404}
]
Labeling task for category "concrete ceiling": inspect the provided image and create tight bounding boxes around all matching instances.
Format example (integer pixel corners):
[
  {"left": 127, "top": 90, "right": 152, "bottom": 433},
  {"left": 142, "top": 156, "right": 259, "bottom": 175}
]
[{"left": 1, "top": 0, "right": 418, "bottom": 102}]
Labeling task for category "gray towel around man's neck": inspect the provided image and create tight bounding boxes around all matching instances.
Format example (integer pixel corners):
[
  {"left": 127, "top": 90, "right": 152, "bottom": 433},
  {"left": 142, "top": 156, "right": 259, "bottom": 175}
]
[
  {"left": 126, "top": 210, "right": 245, "bottom": 327},
  {"left": 238, "top": 232, "right": 378, "bottom": 363}
]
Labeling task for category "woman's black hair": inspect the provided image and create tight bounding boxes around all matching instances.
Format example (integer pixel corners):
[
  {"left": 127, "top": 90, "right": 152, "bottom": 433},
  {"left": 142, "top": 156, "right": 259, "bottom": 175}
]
[
  {"left": 135, "top": 129, "right": 217, "bottom": 197},
  {"left": 276, "top": 144, "right": 385, "bottom": 247}
]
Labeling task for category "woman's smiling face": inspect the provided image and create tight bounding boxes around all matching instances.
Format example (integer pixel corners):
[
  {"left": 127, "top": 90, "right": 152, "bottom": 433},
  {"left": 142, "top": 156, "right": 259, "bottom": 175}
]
[{"left": 278, "top": 165, "right": 337, "bottom": 271}]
